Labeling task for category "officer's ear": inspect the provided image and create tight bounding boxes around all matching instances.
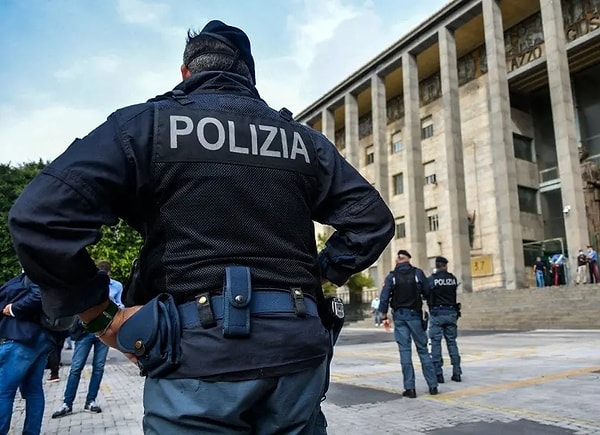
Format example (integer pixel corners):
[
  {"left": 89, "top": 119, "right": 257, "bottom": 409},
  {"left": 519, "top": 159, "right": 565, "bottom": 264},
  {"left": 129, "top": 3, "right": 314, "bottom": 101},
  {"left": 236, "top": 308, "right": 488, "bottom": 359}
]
[{"left": 181, "top": 64, "right": 192, "bottom": 80}]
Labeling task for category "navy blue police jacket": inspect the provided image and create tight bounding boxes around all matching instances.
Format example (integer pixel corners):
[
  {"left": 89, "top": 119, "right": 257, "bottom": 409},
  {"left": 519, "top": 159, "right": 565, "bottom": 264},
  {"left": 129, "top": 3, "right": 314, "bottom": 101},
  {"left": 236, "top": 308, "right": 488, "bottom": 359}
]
[
  {"left": 378, "top": 263, "right": 430, "bottom": 314},
  {"left": 0, "top": 274, "right": 45, "bottom": 345},
  {"left": 9, "top": 71, "right": 394, "bottom": 378}
]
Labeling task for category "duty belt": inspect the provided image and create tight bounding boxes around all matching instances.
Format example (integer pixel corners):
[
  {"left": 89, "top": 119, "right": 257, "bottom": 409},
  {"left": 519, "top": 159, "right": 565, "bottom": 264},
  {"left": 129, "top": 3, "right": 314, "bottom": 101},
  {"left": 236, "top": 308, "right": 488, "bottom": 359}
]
[{"left": 177, "top": 290, "right": 319, "bottom": 329}]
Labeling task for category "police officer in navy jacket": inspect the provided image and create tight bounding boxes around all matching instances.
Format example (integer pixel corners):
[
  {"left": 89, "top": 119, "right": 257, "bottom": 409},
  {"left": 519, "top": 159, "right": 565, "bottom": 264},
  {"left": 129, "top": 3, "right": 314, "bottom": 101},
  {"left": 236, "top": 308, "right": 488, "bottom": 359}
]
[
  {"left": 427, "top": 256, "right": 462, "bottom": 383},
  {"left": 8, "top": 20, "right": 394, "bottom": 434}
]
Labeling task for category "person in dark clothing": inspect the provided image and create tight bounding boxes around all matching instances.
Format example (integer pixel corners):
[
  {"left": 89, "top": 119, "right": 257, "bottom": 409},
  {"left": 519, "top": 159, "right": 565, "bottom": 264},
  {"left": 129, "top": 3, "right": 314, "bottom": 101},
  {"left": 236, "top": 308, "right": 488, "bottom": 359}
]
[
  {"left": 533, "top": 256, "right": 546, "bottom": 288},
  {"left": 8, "top": 20, "right": 394, "bottom": 434},
  {"left": 427, "top": 256, "right": 462, "bottom": 383},
  {"left": 378, "top": 250, "right": 438, "bottom": 398},
  {"left": 0, "top": 273, "right": 53, "bottom": 435},
  {"left": 46, "top": 330, "right": 68, "bottom": 382}
]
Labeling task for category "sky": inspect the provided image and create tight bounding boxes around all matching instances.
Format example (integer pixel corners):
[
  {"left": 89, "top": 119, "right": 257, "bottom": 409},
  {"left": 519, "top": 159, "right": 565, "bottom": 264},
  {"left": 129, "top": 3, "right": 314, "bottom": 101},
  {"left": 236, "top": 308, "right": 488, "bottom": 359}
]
[{"left": 0, "top": 0, "right": 449, "bottom": 165}]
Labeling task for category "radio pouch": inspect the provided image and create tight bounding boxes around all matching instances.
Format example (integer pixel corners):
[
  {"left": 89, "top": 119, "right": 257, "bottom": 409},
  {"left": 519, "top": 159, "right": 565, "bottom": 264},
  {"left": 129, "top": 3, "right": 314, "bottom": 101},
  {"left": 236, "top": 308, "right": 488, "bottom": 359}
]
[
  {"left": 222, "top": 266, "right": 252, "bottom": 338},
  {"left": 116, "top": 293, "right": 182, "bottom": 378}
]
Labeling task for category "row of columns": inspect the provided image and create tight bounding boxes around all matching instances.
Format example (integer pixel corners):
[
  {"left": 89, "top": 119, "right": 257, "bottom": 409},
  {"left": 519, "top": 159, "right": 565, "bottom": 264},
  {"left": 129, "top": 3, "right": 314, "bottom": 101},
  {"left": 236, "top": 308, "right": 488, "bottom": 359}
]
[{"left": 319, "top": 0, "right": 588, "bottom": 291}]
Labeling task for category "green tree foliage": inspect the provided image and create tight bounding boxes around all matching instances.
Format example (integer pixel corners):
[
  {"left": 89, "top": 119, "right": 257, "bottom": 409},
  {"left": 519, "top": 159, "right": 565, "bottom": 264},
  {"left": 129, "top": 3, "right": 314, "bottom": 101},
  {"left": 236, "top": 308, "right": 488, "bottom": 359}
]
[
  {"left": 88, "top": 221, "right": 142, "bottom": 284},
  {"left": 316, "top": 232, "right": 374, "bottom": 297},
  {"left": 0, "top": 161, "right": 141, "bottom": 284},
  {"left": 0, "top": 160, "right": 47, "bottom": 282}
]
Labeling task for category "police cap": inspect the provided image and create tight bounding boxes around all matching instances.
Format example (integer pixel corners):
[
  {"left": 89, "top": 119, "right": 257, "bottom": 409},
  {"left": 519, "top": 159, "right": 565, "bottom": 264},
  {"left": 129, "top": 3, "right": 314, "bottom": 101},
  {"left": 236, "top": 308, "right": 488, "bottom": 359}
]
[
  {"left": 397, "top": 249, "right": 411, "bottom": 259},
  {"left": 435, "top": 256, "right": 449, "bottom": 265},
  {"left": 199, "top": 20, "right": 256, "bottom": 83}
]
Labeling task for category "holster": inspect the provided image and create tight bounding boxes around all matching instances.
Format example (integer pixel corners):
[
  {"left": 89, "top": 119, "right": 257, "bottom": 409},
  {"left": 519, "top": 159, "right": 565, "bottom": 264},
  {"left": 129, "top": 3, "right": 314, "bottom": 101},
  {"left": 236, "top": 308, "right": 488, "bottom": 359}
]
[
  {"left": 116, "top": 293, "right": 182, "bottom": 378},
  {"left": 455, "top": 302, "right": 462, "bottom": 319}
]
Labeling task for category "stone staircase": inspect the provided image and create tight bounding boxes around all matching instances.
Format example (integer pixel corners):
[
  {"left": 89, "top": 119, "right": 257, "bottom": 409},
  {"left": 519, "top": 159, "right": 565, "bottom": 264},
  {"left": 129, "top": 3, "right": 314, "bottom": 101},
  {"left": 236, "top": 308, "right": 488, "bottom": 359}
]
[{"left": 346, "top": 283, "right": 600, "bottom": 330}]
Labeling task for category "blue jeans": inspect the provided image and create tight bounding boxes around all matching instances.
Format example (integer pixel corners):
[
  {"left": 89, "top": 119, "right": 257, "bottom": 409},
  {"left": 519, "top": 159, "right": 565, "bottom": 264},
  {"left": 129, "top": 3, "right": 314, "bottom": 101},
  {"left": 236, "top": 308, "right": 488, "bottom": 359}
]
[
  {"left": 428, "top": 309, "right": 462, "bottom": 377},
  {"left": 0, "top": 333, "right": 52, "bottom": 435},
  {"left": 535, "top": 270, "right": 545, "bottom": 287},
  {"left": 392, "top": 308, "right": 437, "bottom": 390},
  {"left": 373, "top": 310, "right": 382, "bottom": 325},
  {"left": 143, "top": 358, "right": 327, "bottom": 434},
  {"left": 63, "top": 333, "right": 109, "bottom": 407}
]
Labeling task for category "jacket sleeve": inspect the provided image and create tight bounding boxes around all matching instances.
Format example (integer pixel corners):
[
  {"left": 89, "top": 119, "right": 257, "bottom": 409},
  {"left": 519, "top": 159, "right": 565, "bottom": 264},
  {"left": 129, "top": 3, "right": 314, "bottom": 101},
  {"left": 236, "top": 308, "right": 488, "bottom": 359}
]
[
  {"left": 311, "top": 132, "right": 395, "bottom": 285},
  {"left": 417, "top": 269, "right": 431, "bottom": 299},
  {"left": 8, "top": 106, "right": 152, "bottom": 319},
  {"left": 10, "top": 281, "right": 42, "bottom": 318},
  {"left": 377, "top": 273, "right": 394, "bottom": 315}
]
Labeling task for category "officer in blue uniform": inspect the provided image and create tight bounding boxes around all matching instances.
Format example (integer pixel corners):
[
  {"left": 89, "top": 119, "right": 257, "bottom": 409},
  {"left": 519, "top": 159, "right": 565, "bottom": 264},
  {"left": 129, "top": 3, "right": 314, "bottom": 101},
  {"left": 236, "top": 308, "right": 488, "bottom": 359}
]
[
  {"left": 427, "top": 256, "right": 462, "bottom": 383},
  {"left": 9, "top": 20, "right": 394, "bottom": 434},
  {"left": 378, "top": 250, "right": 438, "bottom": 398}
]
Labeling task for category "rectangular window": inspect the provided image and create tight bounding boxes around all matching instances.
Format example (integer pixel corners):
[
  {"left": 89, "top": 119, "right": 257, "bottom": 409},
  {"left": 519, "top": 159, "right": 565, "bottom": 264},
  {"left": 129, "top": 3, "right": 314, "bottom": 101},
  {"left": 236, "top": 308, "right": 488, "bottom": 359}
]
[
  {"left": 424, "top": 160, "right": 437, "bottom": 185},
  {"left": 518, "top": 186, "right": 538, "bottom": 214},
  {"left": 393, "top": 173, "right": 404, "bottom": 195},
  {"left": 391, "top": 131, "right": 403, "bottom": 153},
  {"left": 421, "top": 116, "right": 434, "bottom": 140},
  {"left": 427, "top": 208, "right": 439, "bottom": 232},
  {"left": 513, "top": 133, "right": 533, "bottom": 162},
  {"left": 395, "top": 217, "right": 406, "bottom": 239},
  {"left": 365, "top": 145, "right": 374, "bottom": 165}
]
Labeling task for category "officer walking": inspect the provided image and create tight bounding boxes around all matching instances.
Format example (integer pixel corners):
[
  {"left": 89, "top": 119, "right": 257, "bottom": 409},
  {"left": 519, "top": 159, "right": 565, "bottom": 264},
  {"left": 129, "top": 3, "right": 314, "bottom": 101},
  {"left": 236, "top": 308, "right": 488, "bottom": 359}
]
[
  {"left": 427, "top": 256, "right": 462, "bottom": 383},
  {"left": 8, "top": 20, "right": 394, "bottom": 434},
  {"left": 379, "top": 250, "right": 438, "bottom": 398}
]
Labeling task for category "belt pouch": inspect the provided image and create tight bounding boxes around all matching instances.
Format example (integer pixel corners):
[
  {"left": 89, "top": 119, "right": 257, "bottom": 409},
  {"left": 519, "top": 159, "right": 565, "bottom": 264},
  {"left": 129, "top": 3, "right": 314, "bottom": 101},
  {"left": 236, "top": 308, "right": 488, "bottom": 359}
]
[
  {"left": 222, "top": 266, "right": 252, "bottom": 338},
  {"left": 116, "top": 293, "right": 182, "bottom": 378}
]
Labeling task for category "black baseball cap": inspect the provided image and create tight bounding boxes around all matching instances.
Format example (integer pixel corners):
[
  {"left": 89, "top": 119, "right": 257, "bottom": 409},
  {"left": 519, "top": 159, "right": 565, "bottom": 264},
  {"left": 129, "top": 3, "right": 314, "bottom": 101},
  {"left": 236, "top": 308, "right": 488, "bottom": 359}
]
[
  {"left": 199, "top": 20, "right": 256, "bottom": 83},
  {"left": 397, "top": 249, "right": 412, "bottom": 258},
  {"left": 435, "top": 256, "right": 448, "bottom": 265}
]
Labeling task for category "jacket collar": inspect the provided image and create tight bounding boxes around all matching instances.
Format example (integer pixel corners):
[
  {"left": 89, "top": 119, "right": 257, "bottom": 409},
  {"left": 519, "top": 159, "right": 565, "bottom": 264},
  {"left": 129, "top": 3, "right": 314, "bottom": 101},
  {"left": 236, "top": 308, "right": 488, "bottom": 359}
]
[{"left": 173, "top": 71, "right": 261, "bottom": 100}]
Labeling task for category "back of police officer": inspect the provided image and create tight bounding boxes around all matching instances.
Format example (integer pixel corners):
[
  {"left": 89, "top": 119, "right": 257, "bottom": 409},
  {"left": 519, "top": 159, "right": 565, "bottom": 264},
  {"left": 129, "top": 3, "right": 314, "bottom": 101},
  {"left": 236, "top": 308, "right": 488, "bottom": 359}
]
[
  {"left": 427, "top": 256, "right": 462, "bottom": 383},
  {"left": 9, "top": 20, "right": 394, "bottom": 434}
]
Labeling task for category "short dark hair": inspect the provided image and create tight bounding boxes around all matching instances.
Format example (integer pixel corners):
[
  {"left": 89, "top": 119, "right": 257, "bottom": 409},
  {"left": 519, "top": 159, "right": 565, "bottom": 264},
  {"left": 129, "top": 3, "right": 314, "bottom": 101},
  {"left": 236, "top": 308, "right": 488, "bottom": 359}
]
[
  {"left": 183, "top": 30, "right": 254, "bottom": 83},
  {"left": 96, "top": 260, "right": 111, "bottom": 274}
]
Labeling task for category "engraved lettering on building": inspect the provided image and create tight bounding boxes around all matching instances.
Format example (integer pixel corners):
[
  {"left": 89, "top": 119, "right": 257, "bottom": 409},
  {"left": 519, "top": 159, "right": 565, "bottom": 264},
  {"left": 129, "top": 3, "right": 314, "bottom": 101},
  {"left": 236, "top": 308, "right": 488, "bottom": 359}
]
[
  {"left": 563, "top": 0, "right": 600, "bottom": 42},
  {"left": 504, "top": 12, "right": 545, "bottom": 72}
]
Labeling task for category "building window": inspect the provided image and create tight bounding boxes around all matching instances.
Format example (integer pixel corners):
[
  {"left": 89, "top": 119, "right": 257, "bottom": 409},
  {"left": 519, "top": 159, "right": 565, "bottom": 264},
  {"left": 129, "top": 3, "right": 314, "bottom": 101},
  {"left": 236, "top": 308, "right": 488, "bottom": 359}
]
[
  {"left": 513, "top": 133, "right": 533, "bottom": 162},
  {"left": 421, "top": 116, "right": 434, "bottom": 140},
  {"left": 424, "top": 160, "right": 437, "bottom": 185},
  {"left": 393, "top": 173, "right": 404, "bottom": 195},
  {"left": 391, "top": 131, "right": 403, "bottom": 153},
  {"left": 395, "top": 217, "right": 406, "bottom": 239},
  {"left": 518, "top": 186, "right": 538, "bottom": 214},
  {"left": 427, "top": 208, "right": 439, "bottom": 232},
  {"left": 365, "top": 145, "right": 374, "bottom": 165}
]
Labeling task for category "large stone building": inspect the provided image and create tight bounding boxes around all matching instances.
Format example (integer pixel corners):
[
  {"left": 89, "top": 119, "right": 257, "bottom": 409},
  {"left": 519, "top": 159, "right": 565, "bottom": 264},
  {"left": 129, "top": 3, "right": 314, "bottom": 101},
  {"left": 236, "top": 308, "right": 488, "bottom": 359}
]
[{"left": 299, "top": 0, "right": 600, "bottom": 292}]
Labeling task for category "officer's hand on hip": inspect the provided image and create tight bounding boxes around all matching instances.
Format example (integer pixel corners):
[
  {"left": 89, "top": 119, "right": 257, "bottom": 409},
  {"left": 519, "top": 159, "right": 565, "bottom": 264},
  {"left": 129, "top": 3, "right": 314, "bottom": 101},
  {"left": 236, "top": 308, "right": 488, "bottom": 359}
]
[{"left": 97, "top": 306, "right": 143, "bottom": 364}]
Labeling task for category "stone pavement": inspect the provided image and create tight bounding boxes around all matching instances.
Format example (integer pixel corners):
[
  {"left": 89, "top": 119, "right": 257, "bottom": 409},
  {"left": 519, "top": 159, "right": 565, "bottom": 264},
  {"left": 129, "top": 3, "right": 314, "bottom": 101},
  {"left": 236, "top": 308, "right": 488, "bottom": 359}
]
[{"left": 8, "top": 328, "right": 600, "bottom": 434}]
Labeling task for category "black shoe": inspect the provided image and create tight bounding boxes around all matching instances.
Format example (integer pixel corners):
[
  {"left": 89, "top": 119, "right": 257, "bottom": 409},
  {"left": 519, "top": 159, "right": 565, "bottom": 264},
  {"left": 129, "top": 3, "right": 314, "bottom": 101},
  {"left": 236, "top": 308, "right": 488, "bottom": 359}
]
[
  {"left": 429, "top": 387, "right": 439, "bottom": 395},
  {"left": 451, "top": 374, "right": 462, "bottom": 382},
  {"left": 84, "top": 401, "right": 102, "bottom": 413},
  {"left": 52, "top": 404, "right": 72, "bottom": 419},
  {"left": 436, "top": 374, "right": 444, "bottom": 384},
  {"left": 402, "top": 389, "right": 417, "bottom": 398}
]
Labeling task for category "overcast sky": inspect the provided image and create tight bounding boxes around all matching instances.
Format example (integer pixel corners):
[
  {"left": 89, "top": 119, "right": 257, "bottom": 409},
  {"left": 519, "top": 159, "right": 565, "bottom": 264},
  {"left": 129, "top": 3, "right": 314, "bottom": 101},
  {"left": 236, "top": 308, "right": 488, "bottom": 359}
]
[{"left": 0, "top": 0, "right": 449, "bottom": 165}]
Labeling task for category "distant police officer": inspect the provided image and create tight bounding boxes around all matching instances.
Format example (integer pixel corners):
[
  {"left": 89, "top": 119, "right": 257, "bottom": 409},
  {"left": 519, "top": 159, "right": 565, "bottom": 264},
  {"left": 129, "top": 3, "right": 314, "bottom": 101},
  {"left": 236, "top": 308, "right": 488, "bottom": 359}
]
[
  {"left": 427, "top": 256, "right": 462, "bottom": 383},
  {"left": 379, "top": 250, "right": 438, "bottom": 398},
  {"left": 9, "top": 20, "right": 394, "bottom": 434}
]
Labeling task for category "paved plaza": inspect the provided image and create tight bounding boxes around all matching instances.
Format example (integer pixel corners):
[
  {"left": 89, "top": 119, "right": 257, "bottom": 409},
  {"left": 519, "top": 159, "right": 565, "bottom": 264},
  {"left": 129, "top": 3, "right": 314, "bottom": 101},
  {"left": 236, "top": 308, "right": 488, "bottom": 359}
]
[{"left": 8, "top": 328, "right": 600, "bottom": 434}]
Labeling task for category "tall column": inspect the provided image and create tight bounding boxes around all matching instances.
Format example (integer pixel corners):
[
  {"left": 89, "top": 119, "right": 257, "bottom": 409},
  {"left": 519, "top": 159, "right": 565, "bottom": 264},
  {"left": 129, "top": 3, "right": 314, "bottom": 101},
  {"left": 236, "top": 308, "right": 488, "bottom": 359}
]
[
  {"left": 439, "top": 27, "right": 472, "bottom": 293},
  {"left": 321, "top": 108, "right": 335, "bottom": 142},
  {"left": 372, "top": 73, "right": 393, "bottom": 283},
  {"left": 344, "top": 93, "right": 359, "bottom": 168},
  {"left": 482, "top": 0, "right": 526, "bottom": 289},
  {"left": 402, "top": 53, "right": 427, "bottom": 268},
  {"left": 321, "top": 108, "right": 336, "bottom": 239},
  {"left": 540, "top": 0, "right": 588, "bottom": 279}
]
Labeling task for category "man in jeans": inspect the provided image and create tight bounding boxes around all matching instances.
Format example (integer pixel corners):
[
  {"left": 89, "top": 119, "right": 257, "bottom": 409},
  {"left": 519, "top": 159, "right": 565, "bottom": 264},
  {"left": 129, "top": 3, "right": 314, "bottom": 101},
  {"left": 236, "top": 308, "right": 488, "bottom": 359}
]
[
  {"left": 52, "top": 262, "right": 122, "bottom": 418},
  {"left": 378, "top": 250, "right": 438, "bottom": 398},
  {"left": 0, "top": 273, "right": 53, "bottom": 435}
]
